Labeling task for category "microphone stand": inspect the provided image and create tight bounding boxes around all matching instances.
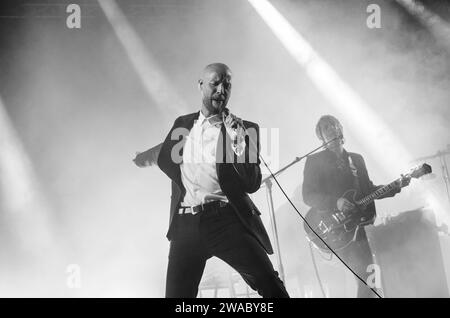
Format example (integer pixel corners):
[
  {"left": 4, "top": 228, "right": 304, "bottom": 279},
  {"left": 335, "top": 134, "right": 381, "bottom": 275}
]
[
  {"left": 441, "top": 154, "right": 450, "bottom": 204},
  {"left": 260, "top": 137, "right": 341, "bottom": 283}
]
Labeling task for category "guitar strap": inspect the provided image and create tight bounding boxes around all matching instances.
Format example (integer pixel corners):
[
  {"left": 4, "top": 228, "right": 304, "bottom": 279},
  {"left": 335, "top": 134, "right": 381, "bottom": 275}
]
[
  {"left": 348, "top": 156, "right": 358, "bottom": 177},
  {"left": 348, "top": 155, "right": 362, "bottom": 196}
]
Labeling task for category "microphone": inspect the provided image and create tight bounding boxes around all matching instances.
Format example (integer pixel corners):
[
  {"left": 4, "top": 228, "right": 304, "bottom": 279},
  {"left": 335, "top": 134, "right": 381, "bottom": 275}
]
[
  {"left": 222, "top": 107, "right": 242, "bottom": 131},
  {"left": 221, "top": 107, "right": 230, "bottom": 122},
  {"left": 222, "top": 108, "right": 248, "bottom": 157}
]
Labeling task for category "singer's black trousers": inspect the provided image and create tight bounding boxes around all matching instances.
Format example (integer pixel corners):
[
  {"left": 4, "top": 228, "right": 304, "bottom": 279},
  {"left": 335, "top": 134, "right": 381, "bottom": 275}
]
[{"left": 165, "top": 203, "right": 289, "bottom": 298}]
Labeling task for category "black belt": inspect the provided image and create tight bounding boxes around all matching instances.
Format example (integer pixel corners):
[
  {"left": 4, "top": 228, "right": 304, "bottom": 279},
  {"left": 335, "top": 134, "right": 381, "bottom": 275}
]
[{"left": 178, "top": 201, "right": 228, "bottom": 215}]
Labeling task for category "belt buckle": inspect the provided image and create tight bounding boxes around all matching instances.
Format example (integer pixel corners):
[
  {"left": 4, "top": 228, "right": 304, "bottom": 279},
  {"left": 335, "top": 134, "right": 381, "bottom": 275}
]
[
  {"left": 179, "top": 206, "right": 192, "bottom": 215},
  {"left": 191, "top": 203, "right": 203, "bottom": 215}
]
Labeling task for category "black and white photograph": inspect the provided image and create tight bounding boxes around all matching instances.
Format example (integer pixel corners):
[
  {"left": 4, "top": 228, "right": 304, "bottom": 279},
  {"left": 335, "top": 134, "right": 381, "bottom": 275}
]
[{"left": 0, "top": 0, "right": 449, "bottom": 302}]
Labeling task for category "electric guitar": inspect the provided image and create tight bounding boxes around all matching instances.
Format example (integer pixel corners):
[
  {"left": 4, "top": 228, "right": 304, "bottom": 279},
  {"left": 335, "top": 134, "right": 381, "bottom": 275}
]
[{"left": 303, "top": 163, "right": 432, "bottom": 253}]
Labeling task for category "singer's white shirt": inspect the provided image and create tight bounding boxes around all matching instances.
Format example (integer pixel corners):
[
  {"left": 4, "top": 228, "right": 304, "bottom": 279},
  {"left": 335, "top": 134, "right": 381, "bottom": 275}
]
[{"left": 180, "top": 110, "right": 245, "bottom": 207}]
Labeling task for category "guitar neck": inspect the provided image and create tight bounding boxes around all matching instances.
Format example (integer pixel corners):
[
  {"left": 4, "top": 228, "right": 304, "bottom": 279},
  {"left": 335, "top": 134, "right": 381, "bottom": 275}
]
[
  {"left": 356, "top": 179, "right": 399, "bottom": 207},
  {"left": 350, "top": 163, "right": 430, "bottom": 208}
]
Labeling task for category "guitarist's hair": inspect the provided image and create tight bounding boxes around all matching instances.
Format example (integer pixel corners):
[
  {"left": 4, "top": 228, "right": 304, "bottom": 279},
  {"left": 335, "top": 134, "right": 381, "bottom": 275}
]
[{"left": 315, "top": 115, "right": 344, "bottom": 142}]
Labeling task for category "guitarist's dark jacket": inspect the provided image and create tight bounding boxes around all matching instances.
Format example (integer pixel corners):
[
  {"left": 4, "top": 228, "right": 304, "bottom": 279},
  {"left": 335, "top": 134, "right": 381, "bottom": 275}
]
[
  {"left": 302, "top": 149, "right": 400, "bottom": 229},
  {"left": 142, "top": 111, "right": 273, "bottom": 254}
]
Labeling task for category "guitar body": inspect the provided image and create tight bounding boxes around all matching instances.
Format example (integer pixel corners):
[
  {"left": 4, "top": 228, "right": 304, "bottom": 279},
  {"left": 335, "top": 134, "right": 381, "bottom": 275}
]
[{"left": 303, "top": 189, "right": 376, "bottom": 253}]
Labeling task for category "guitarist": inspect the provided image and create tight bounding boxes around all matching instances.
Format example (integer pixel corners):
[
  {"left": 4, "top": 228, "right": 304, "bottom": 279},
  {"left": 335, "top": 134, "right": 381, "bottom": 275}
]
[{"left": 302, "top": 115, "right": 410, "bottom": 298}]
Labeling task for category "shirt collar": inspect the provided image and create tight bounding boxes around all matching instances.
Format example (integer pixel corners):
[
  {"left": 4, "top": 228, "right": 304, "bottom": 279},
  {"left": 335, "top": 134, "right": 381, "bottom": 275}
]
[{"left": 198, "top": 110, "right": 222, "bottom": 127}]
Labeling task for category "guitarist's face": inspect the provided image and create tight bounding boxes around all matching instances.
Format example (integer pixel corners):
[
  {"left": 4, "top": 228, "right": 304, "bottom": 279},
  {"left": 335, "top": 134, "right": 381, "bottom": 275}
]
[{"left": 321, "top": 124, "right": 344, "bottom": 152}]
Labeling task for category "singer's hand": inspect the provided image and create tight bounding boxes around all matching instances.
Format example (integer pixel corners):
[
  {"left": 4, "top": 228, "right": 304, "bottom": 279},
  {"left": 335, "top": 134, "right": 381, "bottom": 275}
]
[
  {"left": 223, "top": 111, "right": 246, "bottom": 156},
  {"left": 133, "top": 151, "right": 151, "bottom": 167},
  {"left": 223, "top": 112, "right": 244, "bottom": 132},
  {"left": 133, "top": 143, "right": 162, "bottom": 168},
  {"left": 225, "top": 113, "right": 245, "bottom": 140}
]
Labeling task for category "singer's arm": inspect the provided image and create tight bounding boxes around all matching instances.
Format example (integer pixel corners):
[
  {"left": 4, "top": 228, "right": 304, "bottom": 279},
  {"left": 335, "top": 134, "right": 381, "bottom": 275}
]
[
  {"left": 223, "top": 121, "right": 261, "bottom": 194},
  {"left": 133, "top": 143, "right": 163, "bottom": 167}
]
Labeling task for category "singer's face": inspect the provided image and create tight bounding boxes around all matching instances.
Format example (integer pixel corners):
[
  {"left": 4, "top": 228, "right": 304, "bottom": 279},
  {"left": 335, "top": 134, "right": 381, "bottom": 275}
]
[{"left": 199, "top": 65, "right": 232, "bottom": 115}]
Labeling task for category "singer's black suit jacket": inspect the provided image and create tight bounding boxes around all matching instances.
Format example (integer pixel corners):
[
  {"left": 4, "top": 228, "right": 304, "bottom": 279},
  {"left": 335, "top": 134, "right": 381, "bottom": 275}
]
[{"left": 150, "top": 111, "right": 273, "bottom": 254}]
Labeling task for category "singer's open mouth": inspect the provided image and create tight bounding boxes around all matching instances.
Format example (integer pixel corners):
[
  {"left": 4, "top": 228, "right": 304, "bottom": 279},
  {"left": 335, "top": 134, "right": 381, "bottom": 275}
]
[
  {"left": 212, "top": 94, "right": 225, "bottom": 100},
  {"left": 212, "top": 99, "right": 224, "bottom": 105}
]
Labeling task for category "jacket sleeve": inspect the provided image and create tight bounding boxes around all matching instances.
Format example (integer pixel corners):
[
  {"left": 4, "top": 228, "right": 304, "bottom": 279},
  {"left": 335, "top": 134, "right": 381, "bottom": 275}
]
[
  {"left": 137, "top": 143, "right": 163, "bottom": 166},
  {"left": 302, "top": 156, "right": 338, "bottom": 210},
  {"left": 157, "top": 116, "right": 188, "bottom": 169},
  {"left": 225, "top": 123, "right": 262, "bottom": 194}
]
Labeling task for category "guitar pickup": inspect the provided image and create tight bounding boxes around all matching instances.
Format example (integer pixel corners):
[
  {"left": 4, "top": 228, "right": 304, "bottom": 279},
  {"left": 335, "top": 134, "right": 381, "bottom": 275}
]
[{"left": 332, "top": 212, "right": 347, "bottom": 223}]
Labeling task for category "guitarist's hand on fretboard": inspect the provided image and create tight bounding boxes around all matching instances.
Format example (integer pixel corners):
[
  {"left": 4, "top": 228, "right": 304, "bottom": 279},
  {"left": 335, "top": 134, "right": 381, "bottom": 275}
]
[{"left": 395, "top": 174, "right": 412, "bottom": 190}]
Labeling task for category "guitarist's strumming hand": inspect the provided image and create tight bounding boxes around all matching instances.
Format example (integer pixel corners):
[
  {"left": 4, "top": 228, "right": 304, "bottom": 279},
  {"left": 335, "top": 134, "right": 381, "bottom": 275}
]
[{"left": 337, "top": 197, "right": 354, "bottom": 212}]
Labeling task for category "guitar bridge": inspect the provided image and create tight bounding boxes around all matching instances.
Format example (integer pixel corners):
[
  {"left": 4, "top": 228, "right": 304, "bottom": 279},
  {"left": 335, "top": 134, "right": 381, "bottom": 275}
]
[{"left": 318, "top": 221, "right": 330, "bottom": 233}]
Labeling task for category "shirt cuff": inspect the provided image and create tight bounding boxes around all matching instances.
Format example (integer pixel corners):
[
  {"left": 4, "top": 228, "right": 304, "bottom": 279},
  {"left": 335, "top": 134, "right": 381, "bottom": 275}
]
[
  {"left": 227, "top": 127, "right": 246, "bottom": 156},
  {"left": 232, "top": 138, "right": 246, "bottom": 156}
]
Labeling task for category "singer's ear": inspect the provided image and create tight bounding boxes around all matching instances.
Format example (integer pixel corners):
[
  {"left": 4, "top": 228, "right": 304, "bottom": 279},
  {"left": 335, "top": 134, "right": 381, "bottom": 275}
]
[{"left": 198, "top": 79, "right": 203, "bottom": 91}]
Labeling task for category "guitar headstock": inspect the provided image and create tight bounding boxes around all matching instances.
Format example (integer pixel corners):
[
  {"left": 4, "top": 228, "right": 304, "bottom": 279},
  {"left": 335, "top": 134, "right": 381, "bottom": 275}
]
[{"left": 408, "top": 163, "right": 432, "bottom": 179}]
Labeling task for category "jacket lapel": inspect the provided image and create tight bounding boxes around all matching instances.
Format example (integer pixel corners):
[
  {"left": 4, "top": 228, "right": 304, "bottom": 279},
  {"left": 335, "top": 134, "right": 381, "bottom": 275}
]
[{"left": 158, "top": 111, "right": 199, "bottom": 188}]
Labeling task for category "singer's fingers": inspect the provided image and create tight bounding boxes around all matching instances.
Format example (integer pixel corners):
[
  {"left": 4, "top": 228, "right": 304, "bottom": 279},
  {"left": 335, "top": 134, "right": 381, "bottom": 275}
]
[
  {"left": 230, "top": 119, "right": 240, "bottom": 129},
  {"left": 225, "top": 115, "right": 235, "bottom": 127}
]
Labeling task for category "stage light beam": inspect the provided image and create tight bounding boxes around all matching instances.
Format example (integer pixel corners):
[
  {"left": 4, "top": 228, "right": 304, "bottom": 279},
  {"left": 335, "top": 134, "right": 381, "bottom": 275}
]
[
  {"left": 97, "top": 0, "right": 188, "bottom": 119},
  {"left": 395, "top": 0, "right": 450, "bottom": 52},
  {"left": 0, "top": 96, "right": 57, "bottom": 291}
]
